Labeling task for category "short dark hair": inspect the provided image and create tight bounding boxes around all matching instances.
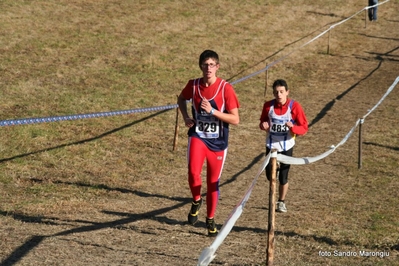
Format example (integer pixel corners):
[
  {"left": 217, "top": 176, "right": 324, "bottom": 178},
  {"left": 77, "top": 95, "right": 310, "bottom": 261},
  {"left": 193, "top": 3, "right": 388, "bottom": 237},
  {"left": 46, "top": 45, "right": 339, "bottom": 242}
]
[
  {"left": 272, "top": 79, "right": 288, "bottom": 91},
  {"left": 199, "top": 50, "right": 219, "bottom": 67}
]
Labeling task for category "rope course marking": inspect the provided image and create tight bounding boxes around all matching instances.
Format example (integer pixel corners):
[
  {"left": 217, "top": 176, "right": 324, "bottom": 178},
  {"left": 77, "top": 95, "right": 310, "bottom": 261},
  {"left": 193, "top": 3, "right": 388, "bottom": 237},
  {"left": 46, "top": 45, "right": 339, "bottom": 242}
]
[{"left": 0, "top": 104, "right": 178, "bottom": 127}]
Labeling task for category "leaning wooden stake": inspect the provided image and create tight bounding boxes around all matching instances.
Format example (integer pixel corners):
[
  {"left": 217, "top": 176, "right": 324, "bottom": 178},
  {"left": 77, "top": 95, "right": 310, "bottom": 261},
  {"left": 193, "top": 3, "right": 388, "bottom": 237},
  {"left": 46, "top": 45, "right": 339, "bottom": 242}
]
[
  {"left": 267, "top": 150, "right": 278, "bottom": 266},
  {"left": 173, "top": 96, "right": 180, "bottom": 151}
]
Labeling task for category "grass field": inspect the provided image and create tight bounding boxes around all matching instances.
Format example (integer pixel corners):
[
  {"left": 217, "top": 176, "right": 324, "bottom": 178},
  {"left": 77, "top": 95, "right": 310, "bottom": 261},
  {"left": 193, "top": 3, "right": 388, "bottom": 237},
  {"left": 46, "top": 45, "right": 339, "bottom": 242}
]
[{"left": 1, "top": 0, "right": 398, "bottom": 265}]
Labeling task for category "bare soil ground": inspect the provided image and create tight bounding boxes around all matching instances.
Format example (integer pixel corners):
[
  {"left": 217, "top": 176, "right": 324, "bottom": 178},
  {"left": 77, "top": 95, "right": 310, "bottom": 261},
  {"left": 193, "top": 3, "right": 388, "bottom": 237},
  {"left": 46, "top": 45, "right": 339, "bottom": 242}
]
[{"left": 0, "top": 1, "right": 398, "bottom": 266}]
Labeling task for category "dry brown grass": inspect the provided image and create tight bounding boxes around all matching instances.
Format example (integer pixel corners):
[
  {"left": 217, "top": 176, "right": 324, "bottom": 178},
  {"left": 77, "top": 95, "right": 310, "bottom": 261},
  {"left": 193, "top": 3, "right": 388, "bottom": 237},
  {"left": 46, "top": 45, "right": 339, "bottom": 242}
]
[{"left": 0, "top": 0, "right": 398, "bottom": 265}]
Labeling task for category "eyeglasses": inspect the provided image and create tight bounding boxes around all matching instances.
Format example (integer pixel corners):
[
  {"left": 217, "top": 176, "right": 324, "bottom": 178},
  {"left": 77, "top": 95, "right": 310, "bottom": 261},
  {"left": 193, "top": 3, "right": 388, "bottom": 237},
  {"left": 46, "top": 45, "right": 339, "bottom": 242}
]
[{"left": 201, "top": 63, "right": 218, "bottom": 69}]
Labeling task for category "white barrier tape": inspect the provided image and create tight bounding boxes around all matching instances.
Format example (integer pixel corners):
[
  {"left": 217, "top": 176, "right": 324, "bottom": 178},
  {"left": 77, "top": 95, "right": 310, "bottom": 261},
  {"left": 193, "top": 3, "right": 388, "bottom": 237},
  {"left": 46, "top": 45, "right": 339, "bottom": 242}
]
[
  {"left": 365, "top": 0, "right": 390, "bottom": 11},
  {"left": 231, "top": 1, "right": 390, "bottom": 86},
  {"left": 277, "top": 146, "right": 336, "bottom": 165},
  {"left": 338, "top": 119, "right": 361, "bottom": 147},
  {"left": 362, "top": 76, "right": 399, "bottom": 120},
  {"left": 197, "top": 152, "right": 271, "bottom": 266},
  {"left": 278, "top": 118, "right": 367, "bottom": 165},
  {"left": 274, "top": 73, "right": 399, "bottom": 165},
  {"left": 330, "top": 76, "right": 398, "bottom": 151}
]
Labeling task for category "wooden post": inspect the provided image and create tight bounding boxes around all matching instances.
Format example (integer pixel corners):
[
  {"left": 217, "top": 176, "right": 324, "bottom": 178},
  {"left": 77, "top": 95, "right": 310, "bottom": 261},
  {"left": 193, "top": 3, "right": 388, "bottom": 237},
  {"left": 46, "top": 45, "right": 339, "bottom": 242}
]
[
  {"left": 267, "top": 149, "right": 278, "bottom": 266},
  {"left": 173, "top": 96, "right": 180, "bottom": 151},
  {"left": 358, "top": 119, "right": 363, "bottom": 169},
  {"left": 327, "top": 30, "right": 331, "bottom": 55},
  {"left": 264, "top": 64, "right": 268, "bottom": 97}
]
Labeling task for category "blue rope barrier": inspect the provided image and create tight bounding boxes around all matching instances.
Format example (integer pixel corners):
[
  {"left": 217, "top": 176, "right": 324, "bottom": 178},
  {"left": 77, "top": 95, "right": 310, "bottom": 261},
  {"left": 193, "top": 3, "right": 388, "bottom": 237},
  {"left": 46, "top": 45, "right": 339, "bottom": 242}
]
[{"left": 0, "top": 104, "right": 178, "bottom": 127}]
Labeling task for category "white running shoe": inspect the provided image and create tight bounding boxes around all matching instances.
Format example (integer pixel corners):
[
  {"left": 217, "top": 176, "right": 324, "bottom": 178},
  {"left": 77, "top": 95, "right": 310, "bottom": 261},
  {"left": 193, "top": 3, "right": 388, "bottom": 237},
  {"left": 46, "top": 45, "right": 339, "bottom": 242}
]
[{"left": 276, "top": 201, "right": 287, "bottom": 213}]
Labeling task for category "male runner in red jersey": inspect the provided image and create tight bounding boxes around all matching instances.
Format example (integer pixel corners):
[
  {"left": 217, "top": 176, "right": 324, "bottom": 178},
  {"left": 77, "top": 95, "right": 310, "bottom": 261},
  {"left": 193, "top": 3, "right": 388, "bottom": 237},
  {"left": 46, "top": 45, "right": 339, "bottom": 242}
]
[
  {"left": 259, "top": 79, "right": 308, "bottom": 213},
  {"left": 177, "top": 50, "right": 240, "bottom": 236}
]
